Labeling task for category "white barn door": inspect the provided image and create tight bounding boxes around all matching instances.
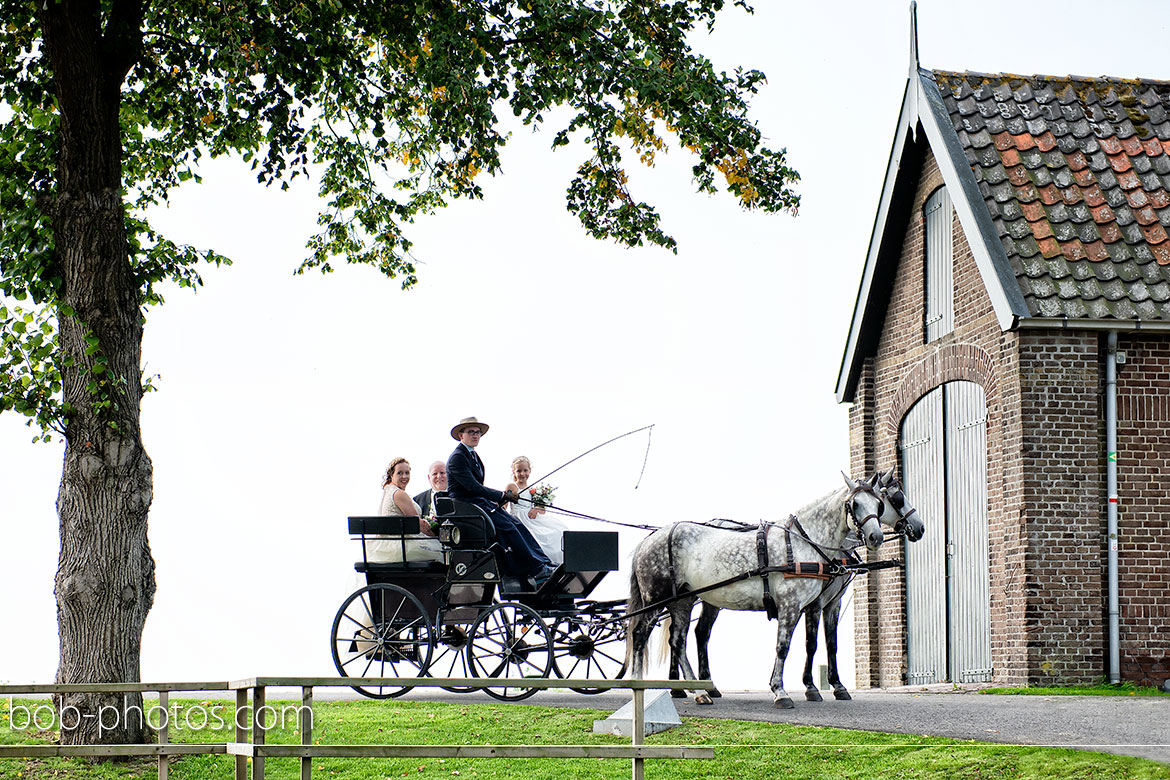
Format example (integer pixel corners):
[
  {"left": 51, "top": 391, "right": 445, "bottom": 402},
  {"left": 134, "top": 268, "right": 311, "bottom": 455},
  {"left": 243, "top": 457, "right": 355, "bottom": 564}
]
[
  {"left": 901, "top": 382, "right": 991, "bottom": 684},
  {"left": 903, "top": 387, "right": 946, "bottom": 685}
]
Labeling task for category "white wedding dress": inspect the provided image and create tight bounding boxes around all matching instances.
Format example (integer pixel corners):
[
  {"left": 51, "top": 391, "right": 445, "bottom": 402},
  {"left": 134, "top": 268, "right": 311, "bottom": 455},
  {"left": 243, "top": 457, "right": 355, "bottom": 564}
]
[
  {"left": 365, "top": 486, "right": 444, "bottom": 564},
  {"left": 509, "top": 498, "right": 566, "bottom": 566}
]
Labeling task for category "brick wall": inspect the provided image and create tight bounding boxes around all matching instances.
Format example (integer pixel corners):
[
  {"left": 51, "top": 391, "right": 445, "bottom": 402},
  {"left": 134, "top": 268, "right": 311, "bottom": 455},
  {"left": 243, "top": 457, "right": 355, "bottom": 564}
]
[
  {"left": 1017, "top": 332, "right": 1103, "bottom": 684},
  {"left": 850, "top": 148, "right": 1026, "bottom": 687},
  {"left": 848, "top": 145, "right": 1170, "bottom": 687},
  {"left": 1114, "top": 335, "right": 1170, "bottom": 685},
  {"left": 849, "top": 359, "right": 879, "bottom": 686}
]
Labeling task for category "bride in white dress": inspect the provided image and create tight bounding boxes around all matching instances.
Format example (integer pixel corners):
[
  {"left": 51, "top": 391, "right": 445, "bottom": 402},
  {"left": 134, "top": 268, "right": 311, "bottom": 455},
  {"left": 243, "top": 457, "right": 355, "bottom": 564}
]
[
  {"left": 369, "top": 457, "right": 444, "bottom": 564},
  {"left": 506, "top": 456, "right": 566, "bottom": 566}
]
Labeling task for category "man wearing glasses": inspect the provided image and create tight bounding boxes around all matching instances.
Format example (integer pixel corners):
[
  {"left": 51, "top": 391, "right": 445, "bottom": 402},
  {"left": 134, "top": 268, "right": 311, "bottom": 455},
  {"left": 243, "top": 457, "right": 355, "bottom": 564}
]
[{"left": 446, "top": 416, "right": 555, "bottom": 585}]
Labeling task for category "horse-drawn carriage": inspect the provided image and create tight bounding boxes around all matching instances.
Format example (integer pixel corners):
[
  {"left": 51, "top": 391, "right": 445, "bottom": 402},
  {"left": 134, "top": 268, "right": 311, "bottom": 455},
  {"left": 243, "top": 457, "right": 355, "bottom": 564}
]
[
  {"left": 330, "top": 495, "right": 628, "bottom": 701},
  {"left": 331, "top": 471, "right": 923, "bottom": 707}
]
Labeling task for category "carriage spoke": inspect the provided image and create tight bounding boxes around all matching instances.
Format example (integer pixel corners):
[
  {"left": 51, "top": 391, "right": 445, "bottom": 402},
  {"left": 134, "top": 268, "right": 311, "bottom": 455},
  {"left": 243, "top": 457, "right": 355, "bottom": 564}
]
[
  {"left": 473, "top": 655, "right": 509, "bottom": 679},
  {"left": 430, "top": 631, "right": 476, "bottom": 692},
  {"left": 341, "top": 612, "right": 373, "bottom": 631},
  {"left": 558, "top": 656, "right": 583, "bottom": 678},
  {"left": 591, "top": 647, "right": 625, "bottom": 667},
  {"left": 360, "top": 593, "right": 376, "bottom": 631}
]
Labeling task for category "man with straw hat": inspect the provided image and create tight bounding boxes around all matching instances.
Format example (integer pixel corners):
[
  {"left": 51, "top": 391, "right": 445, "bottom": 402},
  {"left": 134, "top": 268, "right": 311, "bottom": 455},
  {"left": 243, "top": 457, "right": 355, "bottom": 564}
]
[{"left": 446, "top": 417, "right": 555, "bottom": 585}]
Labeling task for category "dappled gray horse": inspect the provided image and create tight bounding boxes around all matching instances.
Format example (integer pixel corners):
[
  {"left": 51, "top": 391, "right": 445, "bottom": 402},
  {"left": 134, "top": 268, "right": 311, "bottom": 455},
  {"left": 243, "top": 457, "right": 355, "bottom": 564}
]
[
  {"left": 681, "top": 470, "right": 925, "bottom": 704},
  {"left": 627, "top": 471, "right": 904, "bottom": 709}
]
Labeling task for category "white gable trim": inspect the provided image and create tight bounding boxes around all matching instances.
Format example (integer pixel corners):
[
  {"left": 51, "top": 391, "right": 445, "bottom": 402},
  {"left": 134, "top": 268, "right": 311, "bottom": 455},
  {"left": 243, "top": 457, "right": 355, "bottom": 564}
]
[
  {"left": 916, "top": 70, "right": 1028, "bottom": 329},
  {"left": 835, "top": 79, "right": 917, "bottom": 403},
  {"left": 836, "top": 70, "right": 1030, "bottom": 403}
]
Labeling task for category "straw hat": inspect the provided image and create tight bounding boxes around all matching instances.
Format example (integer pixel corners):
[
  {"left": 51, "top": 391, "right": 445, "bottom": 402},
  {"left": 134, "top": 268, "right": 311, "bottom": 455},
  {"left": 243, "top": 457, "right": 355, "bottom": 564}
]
[{"left": 450, "top": 416, "right": 490, "bottom": 440}]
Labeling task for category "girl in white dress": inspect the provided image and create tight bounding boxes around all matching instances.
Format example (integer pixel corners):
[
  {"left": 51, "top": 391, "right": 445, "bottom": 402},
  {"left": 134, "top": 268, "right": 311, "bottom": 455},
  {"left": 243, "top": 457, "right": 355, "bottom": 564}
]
[{"left": 506, "top": 456, "right": 566, "bottom": 566}]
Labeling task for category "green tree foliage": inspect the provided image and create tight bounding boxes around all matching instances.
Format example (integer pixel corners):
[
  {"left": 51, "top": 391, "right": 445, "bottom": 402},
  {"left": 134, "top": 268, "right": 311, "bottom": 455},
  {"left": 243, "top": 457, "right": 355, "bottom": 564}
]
[
  {"left": 2, "top": 0, "right": 798, "bottom": 744},
  {"left": 1, "top": 0, "right": 798, "bottom": 437}
]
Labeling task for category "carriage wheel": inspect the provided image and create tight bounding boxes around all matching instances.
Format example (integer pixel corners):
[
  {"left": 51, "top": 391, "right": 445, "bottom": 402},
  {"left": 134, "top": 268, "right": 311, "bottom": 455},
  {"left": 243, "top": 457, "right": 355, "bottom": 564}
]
[
  {"left": 551, "top": 602, "right": 628, "bottom": 694},
  {"left": 429, "top": 623, "right": 476, "bottom": 693},
  {"left": 466, "top": 601, "right": 553, "bottom": 701},
  {"left": 330, "top": 584, "right": 434, "bottom": 699}
]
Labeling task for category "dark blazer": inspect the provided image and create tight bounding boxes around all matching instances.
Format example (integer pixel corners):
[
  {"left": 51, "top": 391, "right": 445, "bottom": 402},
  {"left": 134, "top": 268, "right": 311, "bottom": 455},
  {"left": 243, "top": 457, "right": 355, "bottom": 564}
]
[
  {"left": 446, "top": 444, "right": 504, "bottom": 511},
  {"left": 413, "top": 489, "right": 433, "bottom": 516}
]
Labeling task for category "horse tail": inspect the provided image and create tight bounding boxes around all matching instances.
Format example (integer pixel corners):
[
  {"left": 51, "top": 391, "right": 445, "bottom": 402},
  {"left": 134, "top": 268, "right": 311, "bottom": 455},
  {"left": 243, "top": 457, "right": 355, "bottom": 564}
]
[
  {"left": 625, "top": 557, "right": 650, "bottom": 678},
  {"left": 657, "top": 614, "right": 673, "bottom": 666}
]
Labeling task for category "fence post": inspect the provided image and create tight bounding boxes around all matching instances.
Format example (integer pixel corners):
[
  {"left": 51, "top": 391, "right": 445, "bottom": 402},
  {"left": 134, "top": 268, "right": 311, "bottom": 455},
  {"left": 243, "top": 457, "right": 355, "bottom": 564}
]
[
  {"left": 301, "top": 686, "right": 313, "bottom": 780},
  {"left": 157, "top": 690, "right": 169, "bottom": 780},
  {"left": 235, "top": 687, "right": 248, "bottom": 780},
  {"left": 631, "top": 687, "right": 645, "bottom": 780},
  {"left": 253, "top": 684, "right": 266, "bottom": 780}
]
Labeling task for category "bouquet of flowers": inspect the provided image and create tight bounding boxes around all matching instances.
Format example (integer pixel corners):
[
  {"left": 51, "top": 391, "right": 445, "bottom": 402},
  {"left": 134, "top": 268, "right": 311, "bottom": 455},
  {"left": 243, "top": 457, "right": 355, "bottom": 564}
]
[
  {"left": 423, "top": 506, "right": 440, "bottom": 535},
  {"left": 529, "top": 484, "right": 556, "bottom": 508}
]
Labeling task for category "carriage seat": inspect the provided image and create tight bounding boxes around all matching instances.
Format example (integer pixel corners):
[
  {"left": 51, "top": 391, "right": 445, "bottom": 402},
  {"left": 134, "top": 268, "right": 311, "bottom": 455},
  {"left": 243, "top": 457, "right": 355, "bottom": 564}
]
[
  {"left": 433, "top": 495, "right": 497, "bottom": 547},
  {"left": 348, "top": 515, "right": 446, "bottom": 573}
]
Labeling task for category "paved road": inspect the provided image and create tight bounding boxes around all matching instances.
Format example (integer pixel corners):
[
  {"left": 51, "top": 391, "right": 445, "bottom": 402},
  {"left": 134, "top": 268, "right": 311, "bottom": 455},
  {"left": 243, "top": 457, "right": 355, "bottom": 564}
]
[{"left": 370, "top": 686, "right": 1170, "bottom": 765}]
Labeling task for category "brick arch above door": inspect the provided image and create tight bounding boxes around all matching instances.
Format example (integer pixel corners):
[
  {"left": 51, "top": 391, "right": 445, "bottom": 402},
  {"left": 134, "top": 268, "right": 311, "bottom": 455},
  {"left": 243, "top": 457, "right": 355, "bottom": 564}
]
[{"left": 884, "top": 343, "right": 998, "bottom": 440}]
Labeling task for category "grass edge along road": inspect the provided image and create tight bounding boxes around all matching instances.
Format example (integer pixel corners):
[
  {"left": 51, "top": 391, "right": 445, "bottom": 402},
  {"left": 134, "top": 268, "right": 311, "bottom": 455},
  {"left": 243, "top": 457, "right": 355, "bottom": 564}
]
[
  {"left": 2, "top": 698, "right": 1167, "bottom": 779},
  {"left": 980, "top": 682, "right": 1170, "bottom": 697}
]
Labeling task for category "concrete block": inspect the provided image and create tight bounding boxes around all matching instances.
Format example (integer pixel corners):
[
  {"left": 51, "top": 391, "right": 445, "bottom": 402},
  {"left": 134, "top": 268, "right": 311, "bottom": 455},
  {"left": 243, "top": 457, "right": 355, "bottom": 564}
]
[{"left": 592, "top": 690, "right": 682, "bottom": 737}]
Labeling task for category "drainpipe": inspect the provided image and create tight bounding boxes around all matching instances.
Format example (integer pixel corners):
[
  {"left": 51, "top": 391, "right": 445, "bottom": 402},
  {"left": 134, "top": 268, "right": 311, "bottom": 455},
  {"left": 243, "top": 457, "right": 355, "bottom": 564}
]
[{"left": 1105, "top": 331, "right": 1120, "bottom": 684}]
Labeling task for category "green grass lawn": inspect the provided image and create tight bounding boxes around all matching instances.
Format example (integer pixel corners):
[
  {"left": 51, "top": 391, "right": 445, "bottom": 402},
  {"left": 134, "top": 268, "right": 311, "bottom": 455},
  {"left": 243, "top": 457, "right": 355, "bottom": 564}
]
[
  {"left": 2, "top": 697, "right": 1167, "bottom": 779},
  {"left": 980, "top": 682, "right": 1170, "bottom": 697}
]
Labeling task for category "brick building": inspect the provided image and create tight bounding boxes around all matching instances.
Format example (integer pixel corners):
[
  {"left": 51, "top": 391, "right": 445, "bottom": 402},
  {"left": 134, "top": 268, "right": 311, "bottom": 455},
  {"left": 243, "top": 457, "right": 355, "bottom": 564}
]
[{"left": 836, "top": 51, "right": 1170, "bottom": 686}]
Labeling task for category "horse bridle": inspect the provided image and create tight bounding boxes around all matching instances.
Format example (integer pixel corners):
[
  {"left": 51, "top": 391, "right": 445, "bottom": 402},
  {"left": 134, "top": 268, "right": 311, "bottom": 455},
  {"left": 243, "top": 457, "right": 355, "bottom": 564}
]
[
  {"left": 879, "top": 477, "right": 920, "bottom": 536},
  {"left": 844, "top": 482, "right": 884, "bottom": 532}
]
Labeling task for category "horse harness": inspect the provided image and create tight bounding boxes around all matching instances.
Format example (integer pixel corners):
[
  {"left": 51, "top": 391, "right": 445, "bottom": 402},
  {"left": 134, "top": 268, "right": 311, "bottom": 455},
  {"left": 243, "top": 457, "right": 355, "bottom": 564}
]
[{"left": 664, "top": 517, "right": 864, "bottom": 622}]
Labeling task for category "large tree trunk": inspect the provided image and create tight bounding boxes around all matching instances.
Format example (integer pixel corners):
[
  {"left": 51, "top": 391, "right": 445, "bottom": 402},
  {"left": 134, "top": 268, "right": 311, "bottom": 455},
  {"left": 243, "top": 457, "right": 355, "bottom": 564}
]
[{"left": 41, "top": 0, "right": 157, "bottom": 746}]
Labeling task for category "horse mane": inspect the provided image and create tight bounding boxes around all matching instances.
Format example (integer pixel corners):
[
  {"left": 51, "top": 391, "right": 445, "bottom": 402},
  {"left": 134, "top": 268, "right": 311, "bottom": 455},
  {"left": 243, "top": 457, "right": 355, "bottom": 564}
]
[{"left": 791, "top": 484, "right": 851, "bottom": 526}]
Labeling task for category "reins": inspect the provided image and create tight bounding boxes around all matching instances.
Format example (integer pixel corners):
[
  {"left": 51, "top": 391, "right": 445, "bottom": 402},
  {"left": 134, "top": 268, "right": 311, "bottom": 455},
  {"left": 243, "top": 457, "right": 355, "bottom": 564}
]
[
  {"left": 513, "top": 498, "right": 660, "bottom": 531},
  {"left": 619, "top": 551, "right": 902, "bottom": 625}
]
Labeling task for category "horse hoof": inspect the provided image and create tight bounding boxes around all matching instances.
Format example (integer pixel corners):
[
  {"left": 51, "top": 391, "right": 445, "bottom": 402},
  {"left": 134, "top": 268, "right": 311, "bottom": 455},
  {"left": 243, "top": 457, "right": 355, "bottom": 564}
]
[
  {"left": 833, "top": 689, "right": 852, "bottom": 701},
  {"left": 774, "top": 697, "right": 795, "bottom": 710},
  {"left": 708, "top": 689, "right": 722, "bottom": 699},
  {"left": 805, "top": 689, "right": 823, "bottom": 702},
  {"left": 670, "top": 689, "right": 687, "bottom": 699}
]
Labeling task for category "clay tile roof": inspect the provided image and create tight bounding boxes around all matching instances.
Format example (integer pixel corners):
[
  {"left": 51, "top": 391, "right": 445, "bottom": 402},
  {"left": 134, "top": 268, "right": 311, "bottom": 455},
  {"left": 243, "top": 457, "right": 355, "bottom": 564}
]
[{"left": 933, "top": 70, "right": 1170, "bottom": 321}]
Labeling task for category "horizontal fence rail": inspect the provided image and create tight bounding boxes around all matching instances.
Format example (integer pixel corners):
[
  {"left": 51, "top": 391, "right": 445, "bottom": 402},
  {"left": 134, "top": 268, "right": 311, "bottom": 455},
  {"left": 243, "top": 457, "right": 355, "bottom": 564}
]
[{"left": 1, "top": 677, "right": 715, "bottom": 780}]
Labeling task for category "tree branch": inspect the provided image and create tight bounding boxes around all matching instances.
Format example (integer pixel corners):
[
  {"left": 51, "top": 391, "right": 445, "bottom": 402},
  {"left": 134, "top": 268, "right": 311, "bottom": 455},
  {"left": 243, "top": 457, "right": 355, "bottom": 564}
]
[{"left": 103, "top": 0, "right": 147, "bottom": 83}]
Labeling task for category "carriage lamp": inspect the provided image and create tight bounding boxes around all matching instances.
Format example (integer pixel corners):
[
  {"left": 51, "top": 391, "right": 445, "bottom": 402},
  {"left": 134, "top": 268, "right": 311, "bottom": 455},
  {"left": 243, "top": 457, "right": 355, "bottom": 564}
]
[{"left": 438, "top": 520, "right": 461, "bottom": 546}]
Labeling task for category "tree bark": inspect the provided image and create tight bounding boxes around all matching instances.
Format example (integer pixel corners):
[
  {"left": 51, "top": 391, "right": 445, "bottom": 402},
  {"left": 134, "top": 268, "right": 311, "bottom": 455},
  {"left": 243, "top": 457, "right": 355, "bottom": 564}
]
[{"left": 40, "top": 0, "right": 157, "bottom": 746}]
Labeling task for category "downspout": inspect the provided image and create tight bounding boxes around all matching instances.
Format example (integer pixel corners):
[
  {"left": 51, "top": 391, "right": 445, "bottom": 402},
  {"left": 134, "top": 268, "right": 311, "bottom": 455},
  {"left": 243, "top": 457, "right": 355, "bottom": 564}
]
[{"left": 1105, "top": 331, "right": 1120, "bottom": 683}]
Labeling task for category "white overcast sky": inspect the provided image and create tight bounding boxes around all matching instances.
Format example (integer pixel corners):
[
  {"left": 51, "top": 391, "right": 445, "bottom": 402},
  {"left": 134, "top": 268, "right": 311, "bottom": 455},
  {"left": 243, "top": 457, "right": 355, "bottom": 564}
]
[{"left": 3, "top": 1, "right": 1167, "bottom": 693}]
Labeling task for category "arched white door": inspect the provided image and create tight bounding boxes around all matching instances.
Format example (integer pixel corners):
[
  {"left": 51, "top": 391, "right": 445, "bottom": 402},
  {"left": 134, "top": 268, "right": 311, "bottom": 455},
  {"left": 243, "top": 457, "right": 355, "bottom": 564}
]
[{"left": 901, "top": 381, "right": 991, "bottom": 684}]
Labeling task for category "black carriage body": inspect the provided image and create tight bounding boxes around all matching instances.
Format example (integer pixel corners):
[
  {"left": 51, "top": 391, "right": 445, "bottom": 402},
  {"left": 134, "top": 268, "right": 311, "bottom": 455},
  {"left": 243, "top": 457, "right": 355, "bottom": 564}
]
[
  {"left": 350, "top": 514, "right": 498, "bottom": 624},
  {"left": 334, "top": 505, "right": 627, "bottom": 700},
  {"left": 347, "top": 512, "right": 620, "bottom": 615}
]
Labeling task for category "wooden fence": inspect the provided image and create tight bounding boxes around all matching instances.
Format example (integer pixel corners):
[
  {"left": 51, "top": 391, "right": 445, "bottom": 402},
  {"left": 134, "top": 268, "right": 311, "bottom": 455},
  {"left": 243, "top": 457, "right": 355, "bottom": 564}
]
[{"left": 0, "top": 677, "right": 714, "bottom": 780}]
